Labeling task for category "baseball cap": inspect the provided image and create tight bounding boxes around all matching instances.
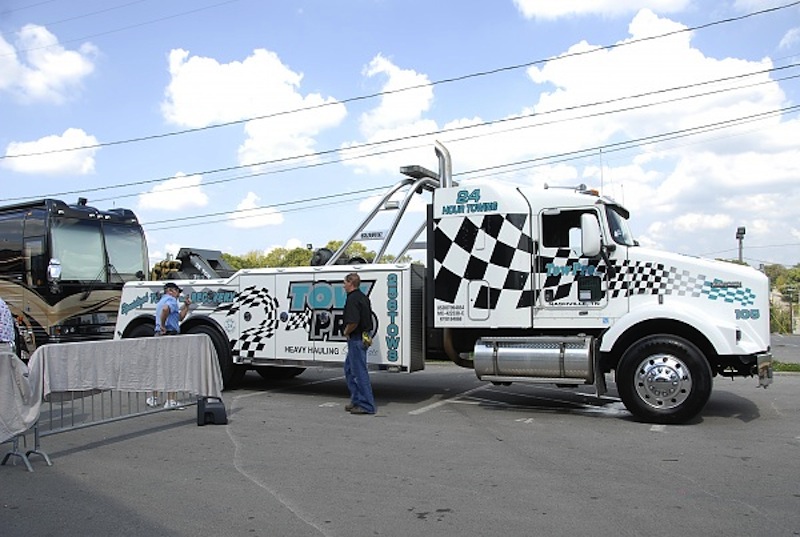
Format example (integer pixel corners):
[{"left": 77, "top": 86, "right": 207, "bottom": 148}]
[{"left": 164, "top": 282, "right": 182, "bottom": 293}]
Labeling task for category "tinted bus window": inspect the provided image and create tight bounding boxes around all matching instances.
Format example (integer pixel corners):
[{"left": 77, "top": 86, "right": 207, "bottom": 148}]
[{"left": 0, "top": 212, "right": 24, "bottom": 274}]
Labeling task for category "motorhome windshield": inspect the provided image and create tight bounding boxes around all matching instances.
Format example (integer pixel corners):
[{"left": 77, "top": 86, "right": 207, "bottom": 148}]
[
  {"left": 50, "top": 217, "right": 147, "bottom": 282},
  {"left": 51, "top": 218, "right": 106, "bottom": 281},
  {"left": 105, "top": 222, "right": 147, "bottom": 281},
  {"left": 606, "top": 205, "right": 636, "bottom": 246}
]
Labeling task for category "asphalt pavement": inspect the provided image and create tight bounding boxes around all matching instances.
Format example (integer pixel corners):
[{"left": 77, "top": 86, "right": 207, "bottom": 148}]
[{"left": 2, "top": 356, "right": 800, "bottom": 537}]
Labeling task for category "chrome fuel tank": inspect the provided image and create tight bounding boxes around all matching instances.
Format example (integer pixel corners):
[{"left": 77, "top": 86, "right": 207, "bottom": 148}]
[{"left": 473, "top": 336, "right": 594, "bottom": 381}]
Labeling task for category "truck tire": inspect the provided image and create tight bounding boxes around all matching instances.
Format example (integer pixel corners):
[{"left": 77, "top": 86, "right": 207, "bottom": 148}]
[
  {"left": 127, "top": 323, "right": 154, "bottom": 338},
  {"left": 616, "top": 335, "right": 712, "bottom": 424},
  {"left": 185, "top": 324, "right": 245, "bottom": 390},
  {"left": 255, "top": 366, "right": 306, "bottom": 381}
]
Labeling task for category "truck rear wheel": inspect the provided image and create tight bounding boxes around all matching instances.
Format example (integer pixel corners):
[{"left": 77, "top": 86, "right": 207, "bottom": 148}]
[
  {"left": 185, "top": 324, "right": 245, "bottom": 390},
  {"left": 616, "top": 335, "right": 712, "bottom": 424}
]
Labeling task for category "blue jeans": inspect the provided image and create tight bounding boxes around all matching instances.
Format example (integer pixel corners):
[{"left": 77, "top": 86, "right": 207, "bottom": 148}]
[{"left": 345, "top": 337, "right": 376, "bottom": 413}]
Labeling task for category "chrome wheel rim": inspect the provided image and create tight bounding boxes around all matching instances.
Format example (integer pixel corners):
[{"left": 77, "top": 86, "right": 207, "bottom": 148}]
[{"left": 634, "top": 353, "right": 692, "bottom": 410}]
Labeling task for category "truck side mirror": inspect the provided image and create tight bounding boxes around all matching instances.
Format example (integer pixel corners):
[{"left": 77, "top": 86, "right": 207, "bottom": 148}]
[{"left": 580, "top": 213, "right": 602, "bottom": 257}]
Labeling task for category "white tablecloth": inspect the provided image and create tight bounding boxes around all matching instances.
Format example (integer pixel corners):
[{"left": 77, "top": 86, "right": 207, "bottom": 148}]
[
  {"left": 29, "top": 334, "right": 223, "bottom": 399},
  {"left": 0, "top": 351, "right": 39, "bottom": 445},
  {"left": 1, "top": 335, "right": 223, "bottom": 443}
]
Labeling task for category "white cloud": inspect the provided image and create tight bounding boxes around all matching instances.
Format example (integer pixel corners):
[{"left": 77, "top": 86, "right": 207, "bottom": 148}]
[
  {"left": 161, "top": 48, "right": 346, "bottom": 166},
  {"left": 336, "top": 9, "right": 798, "bottom": 264},
  {"left": 672, "top": 212, "right": 734, "bottom": 232},
  {"left": 358, "top": 191, "right": 428, "bottom": 214},
  {"left": 359, "top": 54, "right": 434, "bottom": 136},
  {"left": 138, "top": 173, "right": 209, "bottom": 210},
  {"left": 228, "top": 191, "right": 283, "bottom": 229},
  {"left": 0, "top": 24, "right": 96, "bottom": 103},
  {"left": 513, "top": 0, "right": 690, "bottom": 20},
  {"left": 2, "top": 128, "right": 98, "bottom": 174},
  {"left": 339, "top": 54, "right": 437, "bottom": 175},
  {"left": 779, "top": 27, "right": 800, "bottom": 49},
  {"left": 265, "top": 238, "right": 305, "bottom": 254}
]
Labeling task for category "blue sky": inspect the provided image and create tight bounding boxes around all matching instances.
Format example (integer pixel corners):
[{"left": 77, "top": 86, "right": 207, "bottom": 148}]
[{"left": 1, "top": 0, "right": 799, "bottom": 268}]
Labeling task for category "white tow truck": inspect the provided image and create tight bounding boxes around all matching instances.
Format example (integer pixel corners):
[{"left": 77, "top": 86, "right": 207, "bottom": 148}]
[{"left": 115, "top": 142, "right": 773, "bottom": 423}]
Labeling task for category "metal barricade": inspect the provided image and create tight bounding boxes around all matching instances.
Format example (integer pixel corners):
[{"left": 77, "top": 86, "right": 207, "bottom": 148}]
[
  {"left": 2, "top": 335, "right": 224, "bottom": 472},
  {"left": 2, "top": 425, "right": 51, "bottom": 472},
  {"left": 2, "top": 389, "right": 196, "bottom": 472},
  {"left": 37, "top": 389, "right": 196, "bottom": 436}
]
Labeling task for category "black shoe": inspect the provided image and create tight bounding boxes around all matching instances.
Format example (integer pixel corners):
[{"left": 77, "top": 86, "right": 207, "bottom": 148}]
[{"left": 350, "top": 406, "right": 372, "bottom": 415}]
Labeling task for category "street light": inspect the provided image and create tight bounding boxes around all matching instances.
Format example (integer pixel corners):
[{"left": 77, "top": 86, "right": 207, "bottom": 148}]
[{"left": 736, "top": 226, "right": 746, "bottom": 262}]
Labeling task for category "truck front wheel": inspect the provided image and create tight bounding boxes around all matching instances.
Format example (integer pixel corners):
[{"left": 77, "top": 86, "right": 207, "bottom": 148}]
[{"left": 616, "top": 335, "right": 712, "bottom": 424}]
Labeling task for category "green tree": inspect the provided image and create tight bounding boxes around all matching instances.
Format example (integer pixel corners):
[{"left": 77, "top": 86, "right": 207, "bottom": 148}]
[
  {"left": 263, "top": 247, "right": 313, "bottom": 267},
  {"left": 222, "top": 250, "right": 269, "bottom": 269},
  {"left": 324, "top": 240, "right": 375, "bottom": 262},
  {"left": 716, "top": 258, "right": 749, "bottom": 266},
  {"left": 771, "top": 302, "right": 793, "bottom": 334},
  {"left": 763, "top": 263, "right": 800, "bottom": 333}
]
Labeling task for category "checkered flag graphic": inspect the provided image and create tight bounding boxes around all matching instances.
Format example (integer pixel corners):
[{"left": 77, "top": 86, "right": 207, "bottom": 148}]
[
  {"left": 432, "top": 211, "right": 759, "bottom": 310},
  {"left": 702, "top": 280, "right": 757, "bottom": 306},
  {"left": 606, "top": 261, "right": 705, "bottom": 299},
  {"left": 213, "top": 285, "right": 273, "bottom": 316},
  {"left": 215, "top": 285, "right": 281, "bottom": 359},
  {"left": 285, "top": 305, "right": 312, "bottom": 332},
  {"left": 434, "top": 213, "right": 534, "bottom": 310}
]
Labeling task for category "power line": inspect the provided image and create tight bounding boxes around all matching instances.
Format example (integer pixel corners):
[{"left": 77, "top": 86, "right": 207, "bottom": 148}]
[
  {"left": 69, "top": 97, "right": 800, "bottom": 208},
  {"left": 2, "top": 0, "right": 798, "bottom": 161},
  {"left": 142, "top": 185, "right": 389, "bottom": 227},
  {"left": 2, "top": 63, "right": 796, "bottom": 205},
  {"left": 34, "top": 0, "right": 149, "bottom": 28},
  {"left": 456, "top": 105, "right": 799, "bottom": 177},
  {"left": 700, "top": 243, "right": 800, "bottom": 257},
  {"left": 145, "top": 194, "right": 378, "bottom": 232},
  {"left": 0, "top": 0, "right": 56, "bottom": 16},
  {"left": 3, "top": 2, "right": 798, "bottom": 240},
  {"left": 0, "top": 0, "right": 243, "bottom": 59},
  {"left": 138, "top": 103, "right": 800, "bottom": 231}
]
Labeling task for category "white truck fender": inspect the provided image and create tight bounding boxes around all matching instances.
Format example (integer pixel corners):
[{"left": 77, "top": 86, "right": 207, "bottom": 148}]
[{"left": 598, "top": 303, "right": 738, "bottom": 356}]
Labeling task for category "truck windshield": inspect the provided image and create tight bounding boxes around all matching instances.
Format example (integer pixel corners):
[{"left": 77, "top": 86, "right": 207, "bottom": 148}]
[
  {"left": 606, "top": 206, "right": 636, "bottom": 246},
  {"left": 105, "top": 222, "right": 147, "bottom": 281},
  {"left": 51, "top": 218, "right": 106, "bottom": 281}
]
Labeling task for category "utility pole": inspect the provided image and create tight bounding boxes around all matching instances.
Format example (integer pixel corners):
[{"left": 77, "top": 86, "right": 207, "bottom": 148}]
[
  {"left": 736, "top": 227, "right": 746, "bottom": 263},
  {"left": 788, "top": 287, "right": 796, "bottom": 334}
]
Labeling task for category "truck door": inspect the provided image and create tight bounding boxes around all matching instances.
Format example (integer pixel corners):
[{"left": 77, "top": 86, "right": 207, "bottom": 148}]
[{"left": 535, "top": 208, "right": 608, "bottom": 316}]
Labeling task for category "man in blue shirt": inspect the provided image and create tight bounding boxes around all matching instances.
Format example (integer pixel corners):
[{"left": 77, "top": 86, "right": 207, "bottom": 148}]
[
  {"left": 155, "top": 282, "right": 191, "bottom": 335},
  {"left": 148, "top": 282, "right": 192, "bottom": 408}
]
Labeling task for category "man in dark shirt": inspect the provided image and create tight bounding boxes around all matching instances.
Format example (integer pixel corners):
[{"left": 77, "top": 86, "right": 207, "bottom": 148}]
[{"left": 342, "top": 272, "right": 376, "bottom": 415}]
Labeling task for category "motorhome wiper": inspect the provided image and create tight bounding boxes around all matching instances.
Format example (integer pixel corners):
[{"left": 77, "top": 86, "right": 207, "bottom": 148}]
[{"left": 80, "top": 265, "right": 107, "bottom": 301}]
